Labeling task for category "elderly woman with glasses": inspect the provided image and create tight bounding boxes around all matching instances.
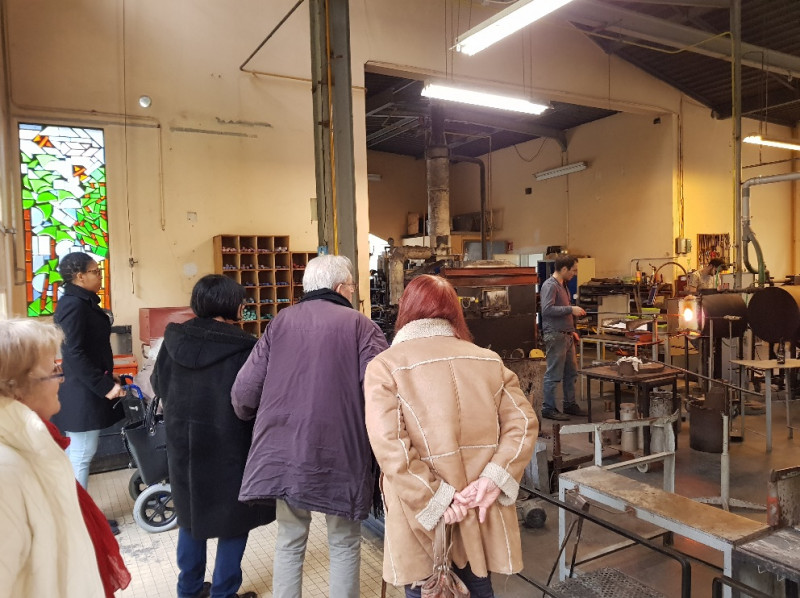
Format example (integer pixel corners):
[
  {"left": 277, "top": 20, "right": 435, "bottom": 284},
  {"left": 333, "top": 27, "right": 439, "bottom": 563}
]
[
  {"left": 0, "top": 318, "right": 130, "bottom": 597},
  {"left": 50, "top": 252, "right": 126, "bottom": 503}
]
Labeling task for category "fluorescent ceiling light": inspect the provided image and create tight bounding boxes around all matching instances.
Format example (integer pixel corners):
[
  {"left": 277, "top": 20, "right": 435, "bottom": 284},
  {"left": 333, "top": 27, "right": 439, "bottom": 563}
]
[
  {"left": 534, "top": 161, "right": 587, "bottom": 181},
  {"left": 743, "top": 134, "right": 800, "bottom": 152},
  {"left": 455, "top": 0, "right": 575, "bottom": 56},
  {"left": 421, "top": 82, "right": 549, "bottom": 115}
]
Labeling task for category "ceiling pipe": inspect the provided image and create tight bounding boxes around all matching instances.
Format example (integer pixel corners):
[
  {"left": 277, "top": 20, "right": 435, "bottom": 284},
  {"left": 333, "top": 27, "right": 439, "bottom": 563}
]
[
  {"left": 741, "top": 172, "right": 800, "bottom": 286},
  {"left": 451, "top": 155, "right": 488, "bottom": 260}
]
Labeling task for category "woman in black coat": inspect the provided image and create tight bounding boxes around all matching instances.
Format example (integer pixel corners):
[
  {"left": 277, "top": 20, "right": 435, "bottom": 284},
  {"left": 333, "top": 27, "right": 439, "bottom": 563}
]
[
  {"left": 152, "top": 275, "right": 274, "bottom": 598},
  {"left": 52, "top": 252, "right": 125, "bottom": 492}
]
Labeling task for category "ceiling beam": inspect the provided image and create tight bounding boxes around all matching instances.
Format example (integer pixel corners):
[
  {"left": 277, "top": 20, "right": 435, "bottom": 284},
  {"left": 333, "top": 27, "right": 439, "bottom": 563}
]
[
  {"left": 378, "top": 104, "right": 569, "bottom": 151},
  {"left": 366, "top": 87, "right": 400, "bottom": 116},
  {"left": 713, "top": 87, "right": 800, "bottom": 122},
  {"left": 562, "top": 0, "right": 800, "bottom": 78},
  {"left": 442, "top": 105, "right": 568, "bottom": 151},
  {"left": 366, "top": 117, "right": 421, "bottom": 146}
]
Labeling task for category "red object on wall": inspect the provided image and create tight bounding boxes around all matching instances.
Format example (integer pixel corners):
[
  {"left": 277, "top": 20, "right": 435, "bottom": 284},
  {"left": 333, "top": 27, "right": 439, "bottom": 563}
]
[{"left": 139, "top": 307, "right": 195, "bottom": 344}]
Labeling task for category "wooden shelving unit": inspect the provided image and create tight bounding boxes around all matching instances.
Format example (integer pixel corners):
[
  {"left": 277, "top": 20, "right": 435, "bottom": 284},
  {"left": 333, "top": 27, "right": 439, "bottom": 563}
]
[
  {"left": 291, "top": 251, "right": 318, "bottom": 304},
  {"left": 213, "top": 235, "right": 315, "bottom": 337}
]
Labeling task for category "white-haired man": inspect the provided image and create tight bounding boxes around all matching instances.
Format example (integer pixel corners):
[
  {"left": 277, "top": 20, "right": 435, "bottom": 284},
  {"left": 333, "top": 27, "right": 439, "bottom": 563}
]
[{"left": 232, "top": 255, "right": 388, "bottom": 598}]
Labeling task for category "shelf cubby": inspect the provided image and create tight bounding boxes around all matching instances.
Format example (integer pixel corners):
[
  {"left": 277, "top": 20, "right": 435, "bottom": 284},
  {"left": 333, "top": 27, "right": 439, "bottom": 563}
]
[{"left": 214, "top": 234, "right": 316, "bottom": 337}]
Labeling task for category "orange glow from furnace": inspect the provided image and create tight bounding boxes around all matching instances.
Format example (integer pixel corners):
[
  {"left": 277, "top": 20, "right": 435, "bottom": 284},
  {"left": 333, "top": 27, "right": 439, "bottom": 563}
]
[{"left": 683, "top": 307, "right": 695, "bottom": 322}]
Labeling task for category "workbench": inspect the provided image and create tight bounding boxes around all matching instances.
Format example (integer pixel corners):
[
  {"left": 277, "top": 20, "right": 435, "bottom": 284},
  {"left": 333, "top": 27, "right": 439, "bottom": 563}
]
[
  {"left": 730, "top": 358, "right": 800, "bottom": 452},
  {"left": 579, "top": 333, "right": 666, "bottom": 400},
  {"left": 734, "top": 528, "right": 800, "bottom": 597},
  {"left": 559, "top": 466, "right": 770, "bottom": 597},
  {"left": 580, "top": 363, "right": 681, "bottom": 453}
]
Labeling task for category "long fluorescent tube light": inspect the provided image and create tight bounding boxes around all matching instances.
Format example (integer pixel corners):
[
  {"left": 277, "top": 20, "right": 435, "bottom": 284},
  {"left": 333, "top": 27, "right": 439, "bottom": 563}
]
[
  {"left": 534, "top": 161, "right": 587, "bottom": 181},
  {"left": 421, "top": 82, "right": 549, "bottom": 115},
  {"left": 743, "top": 134, "right": 800, "bottom": 152},
  {"left": 455, "top": 0, "right": 575, "bottom": 56}
]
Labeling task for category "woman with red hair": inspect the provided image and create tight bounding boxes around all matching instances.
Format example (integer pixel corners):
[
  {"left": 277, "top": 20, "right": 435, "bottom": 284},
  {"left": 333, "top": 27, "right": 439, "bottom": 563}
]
[{"left": 365, "top": 275, "right": 538, "bottom": 597}]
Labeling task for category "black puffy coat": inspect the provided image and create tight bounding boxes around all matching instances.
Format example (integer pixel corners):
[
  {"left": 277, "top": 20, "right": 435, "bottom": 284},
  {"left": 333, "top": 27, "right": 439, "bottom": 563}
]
[
  {"left": 52, "top": 284, "right": 123, "bottom": 433},
  {"left": 152, "top": 318, "right": 275, "bottom": 539}
]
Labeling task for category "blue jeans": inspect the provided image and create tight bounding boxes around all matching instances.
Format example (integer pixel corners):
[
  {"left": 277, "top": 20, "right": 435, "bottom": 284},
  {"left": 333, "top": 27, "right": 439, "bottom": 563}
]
[
  {"left": 405, "top": 563, "right": 494, "bottom": 598},
  {"left": 543, "top": 331, "right": 578, "bottom": 411},
  {"left": 176, "top": 526, "right": 249, "bottom": 598},
  {"left": 65, "top": 429, "right": 100, "bottom": 489}
]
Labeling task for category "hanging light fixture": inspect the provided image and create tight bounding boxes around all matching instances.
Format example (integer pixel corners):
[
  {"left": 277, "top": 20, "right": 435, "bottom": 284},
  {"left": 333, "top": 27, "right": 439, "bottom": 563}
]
[
  {"left": 533, "top": 162, "right": 587, "bottom": 181},
  {"left": 454, "top": 0, "right": 575, "bottom": 56},
  {"left": 743, "top": 134, "right": 800, "bottom": 152},
  {"left": 421, "top": 82, "right": 549, "bottom": 115}
]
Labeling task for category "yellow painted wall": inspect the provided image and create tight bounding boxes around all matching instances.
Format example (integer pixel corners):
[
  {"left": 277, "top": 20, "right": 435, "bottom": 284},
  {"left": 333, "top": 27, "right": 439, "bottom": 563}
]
[
  {"left": 3, "top": 0, "right": 799, "bottom": 352},
  {"left": 366, "top": 151, "right": 427, "bottom": 243}
]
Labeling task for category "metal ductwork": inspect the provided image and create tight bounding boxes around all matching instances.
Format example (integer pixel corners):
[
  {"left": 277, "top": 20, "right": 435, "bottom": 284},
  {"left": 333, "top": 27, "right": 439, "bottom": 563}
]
[
  {"left": 747, "top": 286, "right": 800, "bottom": 343},
  {"left": 451, "top": 155, "right": 487, "bottom": 260},
  {"left": 741, "top": 173, "right": 800, "bottom": 286},
  {"left": 426, "top": 104, "right": 450, "bottom": 256}
]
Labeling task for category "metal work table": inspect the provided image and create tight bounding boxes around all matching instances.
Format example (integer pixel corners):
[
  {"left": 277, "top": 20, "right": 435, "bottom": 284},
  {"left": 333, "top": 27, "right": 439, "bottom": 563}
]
[
  {"left": 730, "top": 358, "right": 800, "bottom": 452},
  {"left": 579, "top": 333, "right": 669, "bottom": 399},
  {"left": 734, "top": 528, "right": 800, "bottom": 597},
  {"left": 559, "top": 466, "right": 770, "bottom": 598},
  {"left": 580, "top": 363, "right": 681, "bottom": 453}
]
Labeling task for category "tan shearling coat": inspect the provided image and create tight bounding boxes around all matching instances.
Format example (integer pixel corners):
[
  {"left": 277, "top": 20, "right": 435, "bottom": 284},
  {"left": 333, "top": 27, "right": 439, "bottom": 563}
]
[{"left": 364, "top": 318, "right": 539, "bottom": 586}]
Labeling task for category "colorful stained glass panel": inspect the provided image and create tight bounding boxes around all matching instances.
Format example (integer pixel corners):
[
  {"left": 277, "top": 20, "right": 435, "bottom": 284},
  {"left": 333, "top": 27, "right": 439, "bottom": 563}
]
[{"left": 19, "top": 123, "right": 110, "bottom": 317}]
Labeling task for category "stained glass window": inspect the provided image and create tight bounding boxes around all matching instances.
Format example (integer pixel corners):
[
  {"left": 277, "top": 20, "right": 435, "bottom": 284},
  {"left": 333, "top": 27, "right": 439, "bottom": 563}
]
[{"left": 19, "top": 123, "right": 110, "bottom": 317}]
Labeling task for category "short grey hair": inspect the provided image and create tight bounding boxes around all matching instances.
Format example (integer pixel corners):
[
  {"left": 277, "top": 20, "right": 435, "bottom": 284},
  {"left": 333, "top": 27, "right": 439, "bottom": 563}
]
[{"left": 303, "top": 255, "right": 353, "bottom": 292}]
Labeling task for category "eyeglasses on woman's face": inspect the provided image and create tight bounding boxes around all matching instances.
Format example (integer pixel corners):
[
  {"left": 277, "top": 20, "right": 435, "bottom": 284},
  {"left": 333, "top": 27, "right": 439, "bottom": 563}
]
[
  {"left": 35, "top": 363, "right": 64, "bottom": 383},
  {"left": 84, "top": 268, "right": 102, "bottom": 276}
]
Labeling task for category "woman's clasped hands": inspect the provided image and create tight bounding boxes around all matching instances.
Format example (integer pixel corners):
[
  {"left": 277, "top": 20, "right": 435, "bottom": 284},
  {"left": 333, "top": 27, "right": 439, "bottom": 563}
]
[{"left": 443, "top": 477, "right": 502, "bottom": 524}]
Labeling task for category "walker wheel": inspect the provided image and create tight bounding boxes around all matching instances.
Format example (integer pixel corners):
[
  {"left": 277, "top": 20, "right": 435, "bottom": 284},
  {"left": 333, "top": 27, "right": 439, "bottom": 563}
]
[
  {"left": 128, "top": 469, "right": 146, "bottom": 500},
  {"left": 133, "top": 483, "right": 178, "bottom": 533}
]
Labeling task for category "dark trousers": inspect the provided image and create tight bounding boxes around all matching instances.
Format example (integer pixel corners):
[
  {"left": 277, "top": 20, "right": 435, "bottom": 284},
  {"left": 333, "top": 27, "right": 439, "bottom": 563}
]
[
  {"left": 405, "top": 563, "right": 494, "bottom": 598},
  {"left": 176, "top": 526, "right": 249, "bottom": 598}
]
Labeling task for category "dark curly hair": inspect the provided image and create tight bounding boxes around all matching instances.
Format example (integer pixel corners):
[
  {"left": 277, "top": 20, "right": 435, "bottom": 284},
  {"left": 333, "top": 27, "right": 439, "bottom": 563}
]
[{"left": 58, "top": 252, "right": 96, "bottom": 285}]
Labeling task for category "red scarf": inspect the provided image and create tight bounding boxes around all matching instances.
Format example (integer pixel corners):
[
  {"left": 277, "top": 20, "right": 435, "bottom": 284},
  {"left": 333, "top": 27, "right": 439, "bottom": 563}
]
[{"left": 44, "top": 419, "right": 132, "bottom": 597}]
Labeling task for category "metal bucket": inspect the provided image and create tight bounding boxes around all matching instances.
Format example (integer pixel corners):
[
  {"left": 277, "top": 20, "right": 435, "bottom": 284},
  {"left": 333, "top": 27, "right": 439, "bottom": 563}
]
[
  {"left": 649, "top": 393, "right": 671, "bottom": 454},
  {"left": 688, "top": 399, "right": 723, "bottom": 453},
  {"left": 620, "top": 403, "right": 637, "bottom": 453}
]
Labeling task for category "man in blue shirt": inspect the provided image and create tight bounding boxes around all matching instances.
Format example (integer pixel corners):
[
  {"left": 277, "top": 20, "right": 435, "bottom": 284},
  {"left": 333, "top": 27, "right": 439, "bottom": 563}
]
[{"left": 540, "top": 254, "right": 586, "bottom": 420}]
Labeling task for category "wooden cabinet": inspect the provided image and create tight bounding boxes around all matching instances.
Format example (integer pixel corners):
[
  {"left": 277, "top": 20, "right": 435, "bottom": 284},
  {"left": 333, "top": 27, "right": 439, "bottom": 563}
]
[{"left": 212, "top": 235, "right": 315, "bottom": 337}]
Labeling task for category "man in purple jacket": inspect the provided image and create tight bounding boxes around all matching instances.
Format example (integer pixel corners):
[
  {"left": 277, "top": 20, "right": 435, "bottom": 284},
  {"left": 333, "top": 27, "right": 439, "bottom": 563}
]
[{"left": 232, "top": 255, "right": 388, "bottom": 598}]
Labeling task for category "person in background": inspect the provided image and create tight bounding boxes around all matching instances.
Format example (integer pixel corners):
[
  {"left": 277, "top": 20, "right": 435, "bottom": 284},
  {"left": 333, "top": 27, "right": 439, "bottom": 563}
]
[
  {"left": 232, "top": 255, "right": 388, "bottom": 598},
  {"left": 51, "top": 253, "right": 125, "bottom": 503},
  {"left": 686, "top": 257, "right": 726, "bottom": 293},
  {"left": 540, "top": 254, "right": 586, "bottom": 421},
  {"left": 364, "top": 275, "right": 538, "bottom": 597},
  {"left": 152, "top": 275, "right": 274, "bottom": 598},
  {"left": 0, "top": 318, "right": 130, "bottom": 598}
]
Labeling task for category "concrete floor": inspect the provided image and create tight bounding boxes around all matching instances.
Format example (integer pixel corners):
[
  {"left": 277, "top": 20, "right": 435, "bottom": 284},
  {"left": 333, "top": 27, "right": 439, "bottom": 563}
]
[
  {"left": 511, "top": 382, "right": 799, "bottom": 597},
  {"left": 89, "top": 382, "right": 797, "bottom": 597}
]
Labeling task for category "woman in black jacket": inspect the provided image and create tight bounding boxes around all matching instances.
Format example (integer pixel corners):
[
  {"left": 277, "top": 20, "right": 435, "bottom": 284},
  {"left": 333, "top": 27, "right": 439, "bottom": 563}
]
[
  {"left": 52, "top": 252, "right": 125, "bottom": 492},
  {"left": 152, "top": 275, "right": 274, "bottom": 598}
]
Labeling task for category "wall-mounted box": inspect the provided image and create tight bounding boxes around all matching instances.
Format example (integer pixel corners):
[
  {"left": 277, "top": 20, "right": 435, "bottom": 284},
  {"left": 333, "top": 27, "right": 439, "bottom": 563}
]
[{"left": 139, "top": 307, "right": 195, "bottom": 344}]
